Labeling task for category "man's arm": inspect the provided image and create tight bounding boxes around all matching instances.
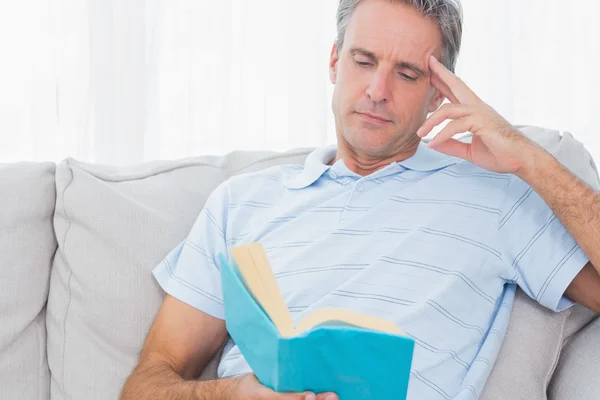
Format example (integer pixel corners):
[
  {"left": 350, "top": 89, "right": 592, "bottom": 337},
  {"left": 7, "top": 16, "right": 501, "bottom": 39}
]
[
  {"left": 517, "top": 148, "right": 600, "bottom": 312},
  {"left": 120, "top": 294, "right": 234, "bottom": 399},
  {"left": 121, "top": 295, "right": 332, "bottom": 400},
  {"left": 416, "top": 55, "right": 600, "bottom": 312}
]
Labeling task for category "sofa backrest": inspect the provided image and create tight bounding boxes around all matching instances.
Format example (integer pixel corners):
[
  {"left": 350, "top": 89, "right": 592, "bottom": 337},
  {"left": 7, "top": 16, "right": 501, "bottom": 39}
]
[
  {"left": 45, "top": 150, "right": 312, "bottom": 399},
  {"left": 1, "top": 126, "right": 599, "bottom": 400}
]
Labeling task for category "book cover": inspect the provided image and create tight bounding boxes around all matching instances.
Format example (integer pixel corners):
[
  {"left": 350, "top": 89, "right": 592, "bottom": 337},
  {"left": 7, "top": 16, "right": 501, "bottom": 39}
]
[{"left": 218, "top": 244, "right": 415, "bottom": 399}]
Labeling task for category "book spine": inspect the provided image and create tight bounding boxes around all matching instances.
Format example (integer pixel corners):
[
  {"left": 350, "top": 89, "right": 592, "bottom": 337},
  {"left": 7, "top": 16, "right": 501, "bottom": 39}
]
[{"left": 275, "top": 336, "right": 287, "bottom": 391}]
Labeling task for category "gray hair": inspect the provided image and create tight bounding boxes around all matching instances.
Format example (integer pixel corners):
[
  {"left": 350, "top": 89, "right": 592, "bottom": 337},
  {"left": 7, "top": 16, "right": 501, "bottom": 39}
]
[{"left": 335, "top": 0, "right": 463, "bottom": 73}]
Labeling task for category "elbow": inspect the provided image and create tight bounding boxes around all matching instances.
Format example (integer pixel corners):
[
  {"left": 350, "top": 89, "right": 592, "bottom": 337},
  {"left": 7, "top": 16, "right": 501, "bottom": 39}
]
[
  {"left": 119, "top": 373, "right": 137, "bottom": 400},
  {"left": 590, "top": 297, "right": 600, "bottom": 314}
]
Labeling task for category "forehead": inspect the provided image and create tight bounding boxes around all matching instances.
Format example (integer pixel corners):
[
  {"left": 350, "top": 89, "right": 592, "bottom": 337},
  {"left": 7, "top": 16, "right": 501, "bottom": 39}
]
[{"left": 343, "top": 0, "right": 443, "bottom": 61}]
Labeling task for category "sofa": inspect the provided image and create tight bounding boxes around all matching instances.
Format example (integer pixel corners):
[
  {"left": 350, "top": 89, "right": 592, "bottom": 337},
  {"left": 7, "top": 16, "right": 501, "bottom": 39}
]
[{"left": 1, "top": 125, "right": 599, "bottom": 400}]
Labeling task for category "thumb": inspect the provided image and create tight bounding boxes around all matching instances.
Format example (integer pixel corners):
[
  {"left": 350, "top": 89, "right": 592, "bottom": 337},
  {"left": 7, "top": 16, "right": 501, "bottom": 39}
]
[
  {"left": 275, "top": 391, "right": 317, "bottom": 400},
  {"left": 429, "top": 138, "right": 469, "bottom": 160},
  {"left": 278, "top": 391, "right": 338, "bottom": 400}
]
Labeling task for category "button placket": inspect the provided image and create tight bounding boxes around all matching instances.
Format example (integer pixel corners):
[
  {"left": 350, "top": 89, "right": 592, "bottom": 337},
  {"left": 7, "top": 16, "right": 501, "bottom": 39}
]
[
  {"left": 355, "top": 177, "right": 369, "bottom": 193},
  {"left": 339, "top": 178, "right": 357, "bottom": 224},
  {"left": 339, "top": 179, "right": 366, "bottom": 224}
]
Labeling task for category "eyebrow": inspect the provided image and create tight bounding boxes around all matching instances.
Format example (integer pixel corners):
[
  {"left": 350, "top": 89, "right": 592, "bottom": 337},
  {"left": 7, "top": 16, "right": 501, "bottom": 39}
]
[{"left": 350, "top": 47, "right": 427, "bottom": 77}]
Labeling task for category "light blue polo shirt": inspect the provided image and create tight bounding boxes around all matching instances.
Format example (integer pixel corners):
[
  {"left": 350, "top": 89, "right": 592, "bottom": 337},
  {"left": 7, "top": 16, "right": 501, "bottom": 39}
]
[{"left": 153, "top": 142, "right": 589, "bottom": 400}]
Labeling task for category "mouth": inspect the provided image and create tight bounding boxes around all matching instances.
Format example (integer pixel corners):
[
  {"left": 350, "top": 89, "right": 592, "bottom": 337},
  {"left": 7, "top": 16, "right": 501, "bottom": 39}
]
[{"left": 356, "top": 112, "right": 392, "bottom": 125}]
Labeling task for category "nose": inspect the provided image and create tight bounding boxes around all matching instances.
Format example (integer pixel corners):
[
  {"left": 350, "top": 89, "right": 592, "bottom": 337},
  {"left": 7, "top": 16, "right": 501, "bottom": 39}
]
[{"left": 366, "top": 68, "right": 391, "bottom": 103}]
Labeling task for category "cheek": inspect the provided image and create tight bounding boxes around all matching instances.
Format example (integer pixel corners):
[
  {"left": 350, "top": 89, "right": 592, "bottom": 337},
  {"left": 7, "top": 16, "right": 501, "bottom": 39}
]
[
  {"left": 401, "top": 87, "right": 432, "bottom": 112},
  {"left": 390, "top": 87, "right": 432, "bottom": 127},
  {"left": 337, "top": 64, "right": 366, "bottom": 104}
]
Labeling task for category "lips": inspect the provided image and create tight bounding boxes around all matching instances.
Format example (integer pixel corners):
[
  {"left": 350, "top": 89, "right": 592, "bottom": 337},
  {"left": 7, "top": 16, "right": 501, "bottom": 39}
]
[{"left": 357, "top": 112, "right": 391, "bottom": 124}]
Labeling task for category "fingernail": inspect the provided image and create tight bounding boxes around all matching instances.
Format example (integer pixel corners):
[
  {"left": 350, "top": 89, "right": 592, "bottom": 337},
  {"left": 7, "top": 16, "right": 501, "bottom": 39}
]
[
  {"left": 430, "top": 55, "right": 438, "bottom": 63},
  {"left": 305, "top": 393, "right": 316, "bottom": 400},
  {"left": 325, "top": 395, "right": 337, "bottom": 400}
]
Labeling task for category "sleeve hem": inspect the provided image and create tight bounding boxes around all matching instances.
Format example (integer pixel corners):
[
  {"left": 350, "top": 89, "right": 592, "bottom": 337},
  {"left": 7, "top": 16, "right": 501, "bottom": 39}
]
[
  {"left": 152, "top": 261, "right": 225, "bottom": 320},
  {"left": 539, "top": 246, "right": 589, "bottom": 312}
]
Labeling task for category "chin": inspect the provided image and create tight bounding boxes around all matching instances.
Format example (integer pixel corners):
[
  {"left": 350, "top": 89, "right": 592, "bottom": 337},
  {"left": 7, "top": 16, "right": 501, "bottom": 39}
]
[{"left": 342, "top": 129, "right": 397, "bottom": 157}]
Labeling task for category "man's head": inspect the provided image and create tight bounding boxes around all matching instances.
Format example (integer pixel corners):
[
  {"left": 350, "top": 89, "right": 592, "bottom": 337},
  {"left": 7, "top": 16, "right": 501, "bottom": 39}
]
[{"left": 329, "top": 0, "right": 462, "bottom": 161}]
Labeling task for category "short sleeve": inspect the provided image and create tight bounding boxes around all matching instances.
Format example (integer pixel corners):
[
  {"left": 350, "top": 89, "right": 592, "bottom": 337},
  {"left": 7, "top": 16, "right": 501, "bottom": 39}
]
[
  {"left": 152, "top": 182, "right": 230, "bottom": 320},
  {"left": 498, "top": 175, "right": 589, "bottom": 312}
]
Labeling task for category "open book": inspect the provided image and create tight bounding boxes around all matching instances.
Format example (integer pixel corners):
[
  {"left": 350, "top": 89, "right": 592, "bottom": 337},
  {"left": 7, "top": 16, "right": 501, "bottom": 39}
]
[
  {"left": 231, "top": 243, "right": 405, "bottom": 338},
  {"left": 218, "top": 243, "right": 415, "bottom": 400}
]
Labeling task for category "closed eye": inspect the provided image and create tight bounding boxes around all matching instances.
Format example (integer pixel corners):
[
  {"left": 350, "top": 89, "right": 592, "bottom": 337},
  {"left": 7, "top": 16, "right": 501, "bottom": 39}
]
[
  {"left": 355, "top": 60, "right": 374, "bottom": 68},
  {"left": 399, "top": 73, "right": 418, "bottom": 82}
]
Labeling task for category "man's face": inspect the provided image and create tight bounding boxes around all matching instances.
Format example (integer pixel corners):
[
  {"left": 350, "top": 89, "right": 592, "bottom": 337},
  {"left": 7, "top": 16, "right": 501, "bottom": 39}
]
[{"left": 330, "top": 0, "right": 445, "bottom": 157}]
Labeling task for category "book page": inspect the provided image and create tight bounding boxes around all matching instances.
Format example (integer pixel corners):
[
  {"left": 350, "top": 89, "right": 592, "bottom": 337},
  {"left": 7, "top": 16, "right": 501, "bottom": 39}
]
[
  {"left": 296, "top": 307, "right": 405, "bottom": 335},
  {"left": 231, "top": 244, "right": 296, "bottom": 337}
]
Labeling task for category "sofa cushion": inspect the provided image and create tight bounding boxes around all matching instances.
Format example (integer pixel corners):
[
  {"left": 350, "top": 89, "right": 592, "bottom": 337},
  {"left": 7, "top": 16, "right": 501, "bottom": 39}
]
[
  {"left": 46, "top": 150, "right": 311, "bottom": 399},
  {"left": 548, "top": 317, "right": 600, "bottom": 399},
  {"left": 0, "top": 162, "right": 56, "bottom": 400}
]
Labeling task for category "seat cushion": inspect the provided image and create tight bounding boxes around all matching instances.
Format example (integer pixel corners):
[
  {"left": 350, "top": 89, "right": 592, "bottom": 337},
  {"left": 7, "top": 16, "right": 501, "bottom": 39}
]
[
  {"left": 0, "top": 162, "right": 56, "bottom": 400},
  {"left": 45, "top": 150, "right": 311, "bottom": 400}
]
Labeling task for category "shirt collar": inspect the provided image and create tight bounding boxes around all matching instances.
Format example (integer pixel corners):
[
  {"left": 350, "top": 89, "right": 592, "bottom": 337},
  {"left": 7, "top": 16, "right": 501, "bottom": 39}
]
[
  {"left": 398, "top": 141, "right": 460, "bottom": 172},
  {"left": 283, "top": 146, "right": 336, "bottom": 189},
  {"left": 283, "top": 142, "right": 459, "bottom": 190}
]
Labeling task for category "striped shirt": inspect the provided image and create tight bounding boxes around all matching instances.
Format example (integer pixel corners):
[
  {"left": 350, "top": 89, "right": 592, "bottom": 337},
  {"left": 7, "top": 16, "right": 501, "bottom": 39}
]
[{"left": 153, "top": 142, "right": 588, "bottom": 399}]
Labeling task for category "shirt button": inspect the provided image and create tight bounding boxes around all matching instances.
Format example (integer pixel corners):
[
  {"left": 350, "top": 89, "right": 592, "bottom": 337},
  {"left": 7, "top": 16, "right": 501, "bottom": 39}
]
[
  {"left": 356, "top": 183, "right": 364, "bottom": 191},
  {"left": 329, "top": 171, "right": 337, "bottom": 179}
]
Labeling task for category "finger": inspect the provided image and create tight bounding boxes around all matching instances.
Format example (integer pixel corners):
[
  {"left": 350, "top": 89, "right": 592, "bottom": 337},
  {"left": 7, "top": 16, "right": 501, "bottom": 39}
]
[
  {"left": 428, "top": 118, "right": 473, "bottom": 148},
  {"left": 257, "top": 383, "right": 313, "bottom": 400},
  {"left": 273, "top": 390, "right": 337, "bottom": 400},
  {"left": 304, "top": 392, "right": 317, "bottom": 400},
  {"left": 316, "top": 393, "right": 339, "bottom": 400},
  {"left": 430, "top": 73, "right": 460, "bottom": 104},
  {"left": 274, "top": 392, "right": 314, "bottom": 400},
  {"left": 429, "top": 55, "right": 479, "bottom": 105},
  {"left": 429, "top": 138, "right": 471, "bottom": 160},
  {"left": 417, "top": 104, "right": 471, "bottom": 138}
]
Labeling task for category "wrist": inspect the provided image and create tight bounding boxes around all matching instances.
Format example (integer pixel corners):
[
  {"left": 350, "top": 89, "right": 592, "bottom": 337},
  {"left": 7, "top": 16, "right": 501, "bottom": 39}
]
[
  {"left": 192, "top": 377, "right": 238, "bottom": 400},
  {"left": 514, "top": 140, "right": 556, "bottom": 184},
  {"left": 219, "top": 376, "right": 241, "bottom": 400}
]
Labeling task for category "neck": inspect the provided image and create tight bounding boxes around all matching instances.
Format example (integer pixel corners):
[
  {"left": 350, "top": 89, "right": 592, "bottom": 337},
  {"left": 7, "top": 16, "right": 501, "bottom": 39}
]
[{"left": 331, "top": 137, "right": 421, "bottom": 176}]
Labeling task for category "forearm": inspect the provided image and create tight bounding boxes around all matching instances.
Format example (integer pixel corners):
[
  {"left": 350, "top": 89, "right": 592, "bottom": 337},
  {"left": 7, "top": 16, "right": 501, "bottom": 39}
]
[
  {"left": 518, "top": 148, "right": 600, "bottom": 270},
  {"left": 120, "top": 359, "right": 236, "bottom": 400}
]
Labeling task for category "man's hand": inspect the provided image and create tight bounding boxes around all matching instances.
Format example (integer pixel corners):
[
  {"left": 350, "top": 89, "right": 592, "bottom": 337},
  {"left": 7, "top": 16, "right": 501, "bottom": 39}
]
[
  {"left": 228, "top": 373, "right": 338, "bottom": 400},
  {"left": 416, "top": 55, "right": 543, "bottom": 176}
]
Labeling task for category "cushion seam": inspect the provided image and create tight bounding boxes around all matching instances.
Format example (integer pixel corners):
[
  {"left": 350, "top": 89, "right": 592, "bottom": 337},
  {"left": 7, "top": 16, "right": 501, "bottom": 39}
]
[
  {"left": 33, "top": 313, "right": 45, "bottom": 400},
  {"left": 59, "top": 159, "right": 75, "bottom": 398},
  {"left": 544, "top": 308, "right": 572, "bottom": 397}
]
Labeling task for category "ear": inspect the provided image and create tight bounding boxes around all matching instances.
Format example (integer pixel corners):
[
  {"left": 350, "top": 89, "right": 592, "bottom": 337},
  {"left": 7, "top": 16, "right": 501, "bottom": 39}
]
[
  {"left": 427, "top": 88, "right": 445, "bottom": 113},
  {"left": 329, "top": 43, "right": 340, "bottom": 84}
]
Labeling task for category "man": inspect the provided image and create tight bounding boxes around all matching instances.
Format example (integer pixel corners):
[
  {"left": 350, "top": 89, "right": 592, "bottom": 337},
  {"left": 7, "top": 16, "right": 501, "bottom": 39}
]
[{"left": 121, "top": 0, "right": 600, "bottom": 399}]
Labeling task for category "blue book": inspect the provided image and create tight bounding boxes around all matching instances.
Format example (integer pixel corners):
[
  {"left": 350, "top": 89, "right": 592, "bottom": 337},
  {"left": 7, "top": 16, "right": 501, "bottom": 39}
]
[{"left": 218, "top": 243, "right": 415, "bottom": 399}]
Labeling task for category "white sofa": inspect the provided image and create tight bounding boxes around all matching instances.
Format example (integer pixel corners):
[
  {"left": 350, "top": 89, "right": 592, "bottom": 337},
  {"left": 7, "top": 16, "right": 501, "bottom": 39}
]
[{"left": 1, "top": 126, "right": 599, "bottom": 400}]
